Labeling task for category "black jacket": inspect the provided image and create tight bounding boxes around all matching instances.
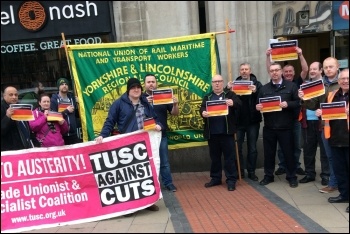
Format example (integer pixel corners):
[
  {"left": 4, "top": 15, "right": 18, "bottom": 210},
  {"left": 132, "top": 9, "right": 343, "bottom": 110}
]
[
  {"left": 200, "top": 89, "right": 242, "bottom": 139},
  {"left": 234, "top": 74, "right": 262, "bottom": 126},
  {"left": 50, "top": 92, "right": 79, "bottom": 137},
  {"left": 1, "top": 100, "right": 32, "bottom": 151},
  {"left": 257, "top": 80, "right": 300, "bottom": 130},
  {"left": 328, "top": 88, "right": 349, "bottom": 147}
]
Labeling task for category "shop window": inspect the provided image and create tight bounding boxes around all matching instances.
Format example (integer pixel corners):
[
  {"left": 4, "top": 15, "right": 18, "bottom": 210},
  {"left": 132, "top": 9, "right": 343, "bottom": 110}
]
[{"left": 1, "top": 34, "right": 111, "bottom": 91}]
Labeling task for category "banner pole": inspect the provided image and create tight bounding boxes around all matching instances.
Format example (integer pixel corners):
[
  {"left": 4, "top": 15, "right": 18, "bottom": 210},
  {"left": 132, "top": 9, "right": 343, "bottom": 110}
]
[
  {"left": 215, "top": 29, "right": 236, "bottom": 35},
  {"left": 61, "top": 32, "right": 78, "bottom": 97},
  {"left": 225, "top": 19, "right": 241, "bottom": 181},
  {"left": 61, "top": 32, "right": 71, "bottom": 75}
]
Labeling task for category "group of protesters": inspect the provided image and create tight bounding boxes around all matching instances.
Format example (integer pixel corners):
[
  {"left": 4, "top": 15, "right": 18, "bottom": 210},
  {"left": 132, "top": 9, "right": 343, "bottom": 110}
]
[{"left": 1, "top": 47, "right": 348, "bottom": 214}]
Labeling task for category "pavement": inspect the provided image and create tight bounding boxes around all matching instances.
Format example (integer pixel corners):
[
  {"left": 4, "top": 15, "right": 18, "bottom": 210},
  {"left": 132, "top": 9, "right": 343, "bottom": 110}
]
[{"left": 22, "top": 151, "right": 349, "bottom": 233}]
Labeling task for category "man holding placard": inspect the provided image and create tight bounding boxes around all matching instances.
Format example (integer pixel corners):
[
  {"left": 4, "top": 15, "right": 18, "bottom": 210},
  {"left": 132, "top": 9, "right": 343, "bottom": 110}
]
[
  {"left": 226, "top": 63, "right": 262, "bottom": 181},
  {"left": 299, "top": 57, "right": 340, "bottom": 194},
  {"left": 256, "top": 63, "right": 300, "bottom": 188},
  {"left": 299, "top": 62, "right": 330, "bottom": 186},
  {"left": 200, "top": 74, "right": 242, "bottom": 191},
  {"left": 1, "top": 86, "right": 33, "bottom": 151},
  {"left": 143, "top": 74, "right": 179, "bottom": 192},
  {"left": 266, "top": 46, "right": 308, "bottom": 177},
  {"left": 51, "top": 78, "right": 81, "bottom": 145},
  {"left": 314, "top": 68, "right": 349, "bottom": 211}
]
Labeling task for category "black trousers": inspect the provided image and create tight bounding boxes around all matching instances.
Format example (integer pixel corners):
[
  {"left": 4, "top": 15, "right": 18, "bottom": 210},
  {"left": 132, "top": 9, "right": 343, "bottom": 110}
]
[
  {"left": 331, "top": 147, "right": 349, "bottom": 199},
  {"left": 263, "top": 127, "right": 297, "bottom": 181},
  {"left": 63, "top": 134, "right": 82, "bottom": 145},
  {"left": 302, "top": 120, "right": 330, "bottom": 179},
  {"left": 208, "top": 134, "right": 238, "bottom": 185}
]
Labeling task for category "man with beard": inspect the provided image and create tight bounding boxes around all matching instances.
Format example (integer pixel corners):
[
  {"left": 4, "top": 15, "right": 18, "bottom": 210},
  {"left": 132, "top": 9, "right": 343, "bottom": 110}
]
[
  {"left": 50, "top": 78, "right": 81, "bottom": 145},
  {"left": 22, "top": 80, "right": 45, "bottom": 109}
]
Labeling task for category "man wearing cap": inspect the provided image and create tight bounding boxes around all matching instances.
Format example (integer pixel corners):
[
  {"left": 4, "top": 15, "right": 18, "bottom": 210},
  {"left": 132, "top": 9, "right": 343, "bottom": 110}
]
[
  {"left": 95, "top": 77, "right": 163, "bottom": 213},
  {"left": 51, "top": 78, "right": 81, "bottom": 145}
]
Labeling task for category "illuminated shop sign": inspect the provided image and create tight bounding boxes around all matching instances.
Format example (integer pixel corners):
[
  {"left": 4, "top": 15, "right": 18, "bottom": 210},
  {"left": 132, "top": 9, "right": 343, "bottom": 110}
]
[{"left": 1, "top": 1, "right": 112, "bottom": 42}]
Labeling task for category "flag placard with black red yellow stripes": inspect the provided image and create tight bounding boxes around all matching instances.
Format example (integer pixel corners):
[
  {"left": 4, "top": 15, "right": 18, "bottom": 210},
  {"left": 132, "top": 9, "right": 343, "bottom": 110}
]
[
  {"left": 206, "top": 100, "right": 228, "bottom": 117},
  {"left": 143, "top": 117, "right": 156, "bottom": 130},
  {"left": 259, "top": 96, "right": 282, "bottom": 113},
  {"left": 58, "top": 100, "right": 72, "bottom": 112},
  {"left": 152, "top": 89, "right": 173, "bottom": 105},
  {"left": 300, "top": 79, "right": 325, "bottom": 100},
  {"left": 10, "top": 104, "right": 34, "bottom": 121},
  {"left": 232, "top": 80, "right": 253, "bottom": 95},
  {"left": 47, "top": 111, "right": 64, "bottom": 121},
  {"left": 270, "top": 40, "right": 298, "bottom": 62},
  {"left": 320, "top": 101, "right": 347, "bottom": 120}
]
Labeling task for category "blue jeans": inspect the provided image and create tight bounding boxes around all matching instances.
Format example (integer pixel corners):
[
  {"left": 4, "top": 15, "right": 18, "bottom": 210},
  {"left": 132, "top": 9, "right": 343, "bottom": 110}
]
[
  {"left": 237, "top": 123, "right": 260, "bottom": 174},
  {"left": 159, "top": 136, "right": 174, "bottom": 187},
  {"left": 321, "top": 131, "right": 338, "bottom": 188},
  {"left": 277, "top": 120, "right": 302, "bottom": 169}
]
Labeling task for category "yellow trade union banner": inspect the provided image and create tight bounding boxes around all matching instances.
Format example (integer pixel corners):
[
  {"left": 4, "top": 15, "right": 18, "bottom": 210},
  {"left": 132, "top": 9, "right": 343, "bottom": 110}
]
[{"left": 67, "top": 33, "right": 218, "bottom": 149}]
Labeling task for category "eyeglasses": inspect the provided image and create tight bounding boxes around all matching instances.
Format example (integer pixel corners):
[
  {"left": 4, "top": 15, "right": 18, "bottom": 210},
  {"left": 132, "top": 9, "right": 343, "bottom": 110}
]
[
  {"left": 212, "top": 80, "right": 223, "bottom": 83},
  {"left": 269, "top": 69, "right": 281, "bottom": 73},
  {"left": 339, "top": 77, "right": 349, "bottom": 81}
]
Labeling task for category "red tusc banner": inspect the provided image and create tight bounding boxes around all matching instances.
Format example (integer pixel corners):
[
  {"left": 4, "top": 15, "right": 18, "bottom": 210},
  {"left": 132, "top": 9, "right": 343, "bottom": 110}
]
[{"left": 1, "top": 130, "right": 162, "bottom": 233}]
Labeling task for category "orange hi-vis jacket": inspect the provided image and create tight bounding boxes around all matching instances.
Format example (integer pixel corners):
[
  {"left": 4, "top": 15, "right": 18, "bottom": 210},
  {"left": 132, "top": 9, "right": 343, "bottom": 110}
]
[{"left": 324, "top": 90, "right": 349, "bottom": 139}]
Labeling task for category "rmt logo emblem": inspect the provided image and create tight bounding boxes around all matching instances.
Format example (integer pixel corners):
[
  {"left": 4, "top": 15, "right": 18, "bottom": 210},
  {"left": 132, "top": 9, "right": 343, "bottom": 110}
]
[{"left": 18, "top": 1, "right": 47, "bottom": 32}]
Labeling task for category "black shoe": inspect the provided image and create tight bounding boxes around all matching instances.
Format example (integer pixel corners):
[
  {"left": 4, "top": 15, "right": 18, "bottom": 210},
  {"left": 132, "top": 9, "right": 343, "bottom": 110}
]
[
  {"left": 346, "top": 206, "right": 349, "bottom": 213},
  {"left": 299, "top": 176, "right": 315, "bottom": 183},
  {"left": 248, "top": 173, "right": 258, "bottom": 181},
  {"left": 146, "top": 204, "right": 159, "bottom": 211},
  {"left": 328, "top": 195, "right": 349, "bottom": 203},
  {"left": 296, "top": 168, "right": 306, "bottom": 175},
  {"left": 321, "top": 177, "right": 329, "bottom": 186},
  {"left": 124, "top": 213, "right": 134, "bottom": 217},
  {"left": 204, "top": 180, "right": 222, "bottom": 188},
  {"left": 275, "top": 168, "right": 286, "bottom": 175},
  {"left": 227, "top": 184, "right": 236, "bottom": 191},
  {"left": 259, "top": 176, "right": 274, "bottom": 186},
  {"left": 289, "top": 179, "right": 298, "bottom": 188},
  {"left": 166, "top": 184, "right": 177, "bottom": 192}
]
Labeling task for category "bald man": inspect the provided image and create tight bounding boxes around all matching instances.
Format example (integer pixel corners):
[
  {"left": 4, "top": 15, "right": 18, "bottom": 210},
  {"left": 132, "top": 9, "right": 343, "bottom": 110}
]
[{"left": 1, "top": 86, "right": 33, "bottom": 151}]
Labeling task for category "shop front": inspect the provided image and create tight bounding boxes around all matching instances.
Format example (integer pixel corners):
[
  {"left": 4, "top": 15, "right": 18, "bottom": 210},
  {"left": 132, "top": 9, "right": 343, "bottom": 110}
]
[
  {"left": 272, "top": 1, "right": 348, "bottom": 74},
  {"left": 1, "top": 1, "right": 115, "bottom": 90}
]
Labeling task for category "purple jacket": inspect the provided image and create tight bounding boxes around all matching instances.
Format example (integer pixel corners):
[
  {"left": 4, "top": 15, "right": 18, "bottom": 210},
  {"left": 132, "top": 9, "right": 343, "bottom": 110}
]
[{"left": 29, "top": 109, "right": 69, "bottom": 147}]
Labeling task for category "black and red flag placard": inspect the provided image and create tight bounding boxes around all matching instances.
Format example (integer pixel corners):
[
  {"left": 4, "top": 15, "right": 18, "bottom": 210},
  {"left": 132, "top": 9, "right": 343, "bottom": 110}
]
[
  {"left": 270, "top": 40, "right": 298, "bottom": 62},
  {"left": 58, "top": 100, "right": 72, "bottom": 112},
  {"left": 259, "top": 96, "right": 282, "bottom": 113},
  {"left": 47, "top": 111, "right": 64, "bottom": 121},
  {"left": 143, "top": 117, "right": 156, "bottom": 130},
  {"left": 206, "top": 100, "right": 228, "bottom": 117},
  {"left": 300, "top": 79, "right": 325, "bottom": 100},
  {"left": 152, "top": 89, "right": 173, "bottom": 105},
  {"left": 232, "top": 80, "right": 253, "bottom": 95},
  {"left": 10, "top": 104, "right": 34, "bottom": 121},
  {"left": 320, "top": 101, "right": 347, "bottom": 120}
]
